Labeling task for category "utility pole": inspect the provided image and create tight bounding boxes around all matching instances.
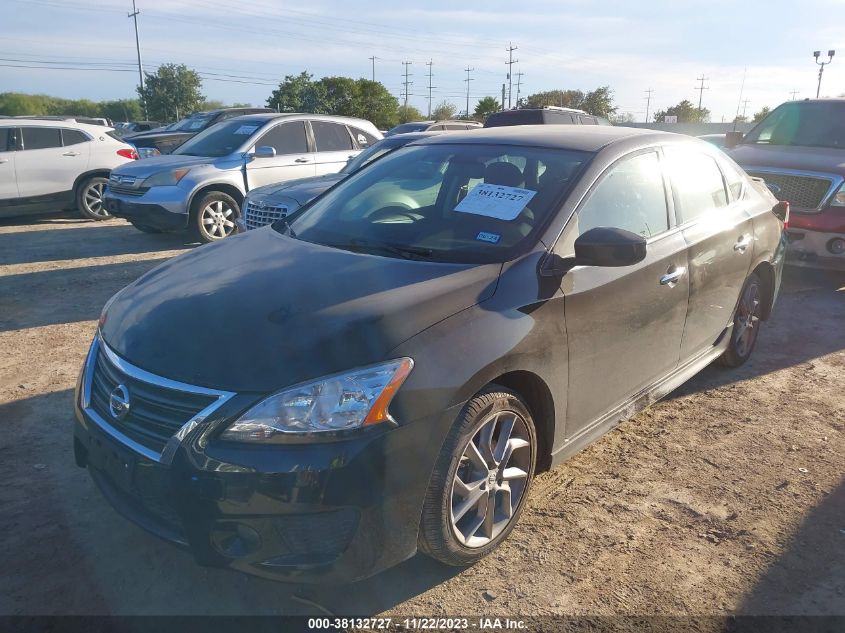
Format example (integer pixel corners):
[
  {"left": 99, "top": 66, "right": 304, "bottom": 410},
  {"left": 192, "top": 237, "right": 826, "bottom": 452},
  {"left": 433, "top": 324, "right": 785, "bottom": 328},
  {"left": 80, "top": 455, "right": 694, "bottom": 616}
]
[
  {"left": 644, "top": 88, "right": 654, "bottom": 122},
  {"left": 401, "top": 61, "right": 412, "bottom": 109},
  {"left": 128, "top": 0, "right": 146, "bottom": 118},
  {"left": 501, "top": 84, "right": 506, "bottom": 111},
  {"left": 425, "top": 60, "right": 435, "bottom": 119},
  {"left": 515, "top": 71, "right": 524, "bottom": 107},
  {"left": 741, "top": 98, "right": 751, "bottom": 119},
  {"left": 368, "top": 56, "right": 378, "bottom": 82},
  {"left": 694, "top": 74, "right": 709, "bottom": 111},
  {"left": 789, "top": 88, "right": 799, "bottom": 100},
  {"left": 505, "top": 42, "right": 518, "bottom": 109},
  {"left": 813, "top": 50, "right": 835, "bottom": 97},
  {"left": 464, "top": 67, "right": 474, "bottom": 118}
]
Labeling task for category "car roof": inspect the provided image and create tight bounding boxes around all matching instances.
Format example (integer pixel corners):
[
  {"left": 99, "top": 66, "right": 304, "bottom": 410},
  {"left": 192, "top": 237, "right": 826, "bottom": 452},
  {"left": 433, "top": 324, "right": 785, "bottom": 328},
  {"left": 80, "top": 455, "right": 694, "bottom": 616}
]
[
  {"left": 409, "top": 124, "right": 678, "bottom": 152},
  {"left": 0, "top": 118, "right": 115, "bottom": 134},
  {"left": 226, "top": 112, "right": 378, "bottom": 127},
  {"left": 380, "top": 131, "right": 444, "bottom": 144}
]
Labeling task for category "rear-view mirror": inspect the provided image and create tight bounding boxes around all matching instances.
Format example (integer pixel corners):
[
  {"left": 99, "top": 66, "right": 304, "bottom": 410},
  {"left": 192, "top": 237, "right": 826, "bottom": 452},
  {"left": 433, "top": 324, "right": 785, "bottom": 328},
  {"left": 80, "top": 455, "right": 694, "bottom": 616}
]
[
  {"left": 574, "top": 226, "right": 647, "bottom": 267},
  {"left": 723, "top": 131, "right": 744, "bottom": 149},
  {"left": 254, "top": 146, "right": 276, "bottom": 159}
]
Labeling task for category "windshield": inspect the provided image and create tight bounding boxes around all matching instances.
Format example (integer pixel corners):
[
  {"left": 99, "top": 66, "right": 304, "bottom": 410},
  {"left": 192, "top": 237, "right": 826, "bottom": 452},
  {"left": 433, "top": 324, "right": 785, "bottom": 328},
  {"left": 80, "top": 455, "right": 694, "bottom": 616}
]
[
  {"left": 282, "top": 143, "right": 590, "bottom": 264},
  {"left": 174, "top": 119, "right": 265, "bottom": 157},
  {"left": 169, "top": 113, "right": 214, "bottom": 132},
  {"left": 742, "top": 101, "right": 845, "bottom": 149},
  {"left": 340, "top": 140, "right": 402, "bottom": 174}
]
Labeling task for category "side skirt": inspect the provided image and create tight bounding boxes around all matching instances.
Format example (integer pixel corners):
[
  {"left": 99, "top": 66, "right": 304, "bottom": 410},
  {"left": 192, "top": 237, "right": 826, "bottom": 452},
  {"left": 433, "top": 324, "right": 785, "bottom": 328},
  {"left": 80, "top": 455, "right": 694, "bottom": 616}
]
[{"left": 549, "top": 330, "right": 732, "bottom": 468}]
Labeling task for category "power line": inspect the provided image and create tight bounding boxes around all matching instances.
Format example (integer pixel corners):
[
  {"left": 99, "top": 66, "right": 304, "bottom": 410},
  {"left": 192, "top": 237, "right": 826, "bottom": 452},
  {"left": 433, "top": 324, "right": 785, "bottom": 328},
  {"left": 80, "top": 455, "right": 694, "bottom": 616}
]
[
  {"left": 695, "top": 74, "right": 709, "bottom": 111},
  {"left": 644, "top": 88, "right": 654, "bottom": 123},
  {"left": 464, "top": 67, "right": 475, "bottom": 118},
  {"left": 505, "top": 42, "right": 518, "bottom": 109}
]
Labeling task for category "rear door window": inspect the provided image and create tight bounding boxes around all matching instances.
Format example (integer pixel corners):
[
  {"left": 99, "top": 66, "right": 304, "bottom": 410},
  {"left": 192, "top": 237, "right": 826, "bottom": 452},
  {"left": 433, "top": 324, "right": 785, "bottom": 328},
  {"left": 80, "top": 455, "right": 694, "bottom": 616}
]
[
  {"left": 312, "top": 121, "right": 354, "bottom": 151},
  {"left": 256, "top": 121, "right": 309, "bottom": 155},
  {"left": 664, "top": 148, "right": 729, "bottom": 223},
  {"left": 20, "top": 127, "right": 62, "bottom": 150},
  {"left": 61, "top": 129, "right": 90, "bottom": 146}
]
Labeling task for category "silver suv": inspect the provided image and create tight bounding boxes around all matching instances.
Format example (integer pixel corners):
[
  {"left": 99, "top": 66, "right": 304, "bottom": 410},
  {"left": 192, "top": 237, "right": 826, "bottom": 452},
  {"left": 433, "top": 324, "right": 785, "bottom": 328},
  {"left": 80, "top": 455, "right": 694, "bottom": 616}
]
[{"left": 102, "top": 113, "right": 381, "bottom": 242}]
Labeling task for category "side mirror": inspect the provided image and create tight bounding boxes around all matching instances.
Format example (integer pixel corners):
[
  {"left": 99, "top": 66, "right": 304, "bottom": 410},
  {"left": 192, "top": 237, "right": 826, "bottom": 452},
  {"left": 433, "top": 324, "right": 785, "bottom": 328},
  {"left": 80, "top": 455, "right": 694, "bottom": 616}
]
[
  {"left": 253, "top": 146, "right": 276, "bottom": 159},
  {"left": 723, "top": 131, "right": 743, "bottom": 150},
  {"left": 573, "top": 227, "right": 647, "bottom": 267}
]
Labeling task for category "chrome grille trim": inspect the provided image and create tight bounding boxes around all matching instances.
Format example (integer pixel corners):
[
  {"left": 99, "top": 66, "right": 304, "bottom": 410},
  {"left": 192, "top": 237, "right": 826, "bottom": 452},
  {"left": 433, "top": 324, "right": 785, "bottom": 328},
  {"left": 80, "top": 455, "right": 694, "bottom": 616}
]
[
  {"left": 244, "top": 200, "right": 288, "bottom": 230},
  {"left": 81, "top": 334, "right": 235, "bottom": 464},
  {"left": 742, "top": 166, "right": 843, "bottom": 213}
]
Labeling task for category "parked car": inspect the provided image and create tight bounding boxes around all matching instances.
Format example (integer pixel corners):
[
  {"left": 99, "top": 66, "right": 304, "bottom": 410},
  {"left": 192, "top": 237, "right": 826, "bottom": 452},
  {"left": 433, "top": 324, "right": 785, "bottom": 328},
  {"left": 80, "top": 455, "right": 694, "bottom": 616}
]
[
  {"left": 386, "top": 120, "right": 481, "bottom": 136},
  {"left": 75, "top": 126, "right": 786, "bottom": 582},
  {"left": 484, "top": 106, "right": 610, "bottom": 127},
  {"left": 103, "top": 113, "right": 381, "bottom": 242},
  {"left": 727, "top": 99, "right": 845, "bottom": 270},
  {"left": 14, "top": 115, "right": 112, "bottom": 127},
  {"left": 1, "top": 119, "right": 138, "bottom": 219},
  {"left": 239, "top": 131, "right": 442, "bottom": 231},
  {"left": 698, "top": 133, "right": 728, "bottom": 148},
  {"left": 124, "top": 107, "right": 273, "bottom": 157},
  {"left": 112, "top": 121, "right": 163, "bottom": 137}
]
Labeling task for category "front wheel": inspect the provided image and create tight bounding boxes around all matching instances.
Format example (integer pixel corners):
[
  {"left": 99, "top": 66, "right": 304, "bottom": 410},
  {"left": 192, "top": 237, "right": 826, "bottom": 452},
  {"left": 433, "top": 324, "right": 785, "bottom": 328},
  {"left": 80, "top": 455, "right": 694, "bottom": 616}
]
[
  {"left": 718, "top": 272, "right": 763, "bottom": 368},
  {"left": 76, "top": 176, "right": 110, "bottom": 220},
  {"left": 418, "top": 387, "right": 536, "bottom": 566},
  {"left": 190, "top": 191, "right": 240, "bottom": 243}
]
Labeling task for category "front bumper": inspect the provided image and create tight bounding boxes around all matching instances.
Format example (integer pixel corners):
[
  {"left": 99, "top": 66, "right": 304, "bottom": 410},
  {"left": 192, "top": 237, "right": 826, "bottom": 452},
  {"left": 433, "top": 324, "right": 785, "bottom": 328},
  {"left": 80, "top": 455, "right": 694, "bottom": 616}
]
[
  {"left": 103, "top": 188, "right": 189, "bottom": 231},
  {"left": 72, "top": 339, "right": 456, "bottom": 583}
]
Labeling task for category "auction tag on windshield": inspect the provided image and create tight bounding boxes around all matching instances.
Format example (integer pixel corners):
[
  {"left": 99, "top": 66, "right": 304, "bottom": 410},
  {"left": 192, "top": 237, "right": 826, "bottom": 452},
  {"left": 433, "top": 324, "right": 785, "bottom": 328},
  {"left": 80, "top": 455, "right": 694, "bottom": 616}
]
[
  {"left": 454, "top": 183, "right": 536, "bottom": 221},
  {"left": 234, "top": 125, "right": 259, "bottom": 135}
]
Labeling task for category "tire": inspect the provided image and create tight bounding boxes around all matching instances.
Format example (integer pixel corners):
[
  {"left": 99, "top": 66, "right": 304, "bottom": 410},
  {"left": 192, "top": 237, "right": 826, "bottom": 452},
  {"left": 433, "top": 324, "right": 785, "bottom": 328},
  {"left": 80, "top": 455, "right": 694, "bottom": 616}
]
[
  {"left": 717, "top": 271, "right": 764, "bottom": 368},
  {"left": 129, "top": 222, "right": 164, "bottom": 234},
  {"left": 189, "top": 191, "right": 241, "bottom": 243},
  {"left": 76, "top": 176, "right": 110, "bottom": 221},
  {"left": 418, "top": 386, "right": 537, "bottom": 566}
]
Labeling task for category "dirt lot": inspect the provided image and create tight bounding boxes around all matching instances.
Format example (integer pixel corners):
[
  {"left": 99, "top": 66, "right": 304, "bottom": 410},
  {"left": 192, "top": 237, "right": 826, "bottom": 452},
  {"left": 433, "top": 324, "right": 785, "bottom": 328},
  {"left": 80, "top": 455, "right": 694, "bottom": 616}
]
[{"left": 1, "top": 215, "right": 843, "bottom": 618}]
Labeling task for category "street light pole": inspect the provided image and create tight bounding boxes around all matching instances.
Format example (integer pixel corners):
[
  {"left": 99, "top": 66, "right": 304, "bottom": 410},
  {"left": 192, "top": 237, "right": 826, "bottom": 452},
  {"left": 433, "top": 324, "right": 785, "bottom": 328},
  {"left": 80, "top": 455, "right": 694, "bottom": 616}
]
[{"left": 813, "top": 50, "right": 835, "bottom": 98}]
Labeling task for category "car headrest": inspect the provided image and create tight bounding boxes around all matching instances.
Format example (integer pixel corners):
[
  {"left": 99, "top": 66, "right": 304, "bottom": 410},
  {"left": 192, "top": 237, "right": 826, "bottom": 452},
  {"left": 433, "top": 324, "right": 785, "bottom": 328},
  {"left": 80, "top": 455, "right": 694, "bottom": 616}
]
[{"left": 485, "top": 161, "right": 524, "bottom": 188}]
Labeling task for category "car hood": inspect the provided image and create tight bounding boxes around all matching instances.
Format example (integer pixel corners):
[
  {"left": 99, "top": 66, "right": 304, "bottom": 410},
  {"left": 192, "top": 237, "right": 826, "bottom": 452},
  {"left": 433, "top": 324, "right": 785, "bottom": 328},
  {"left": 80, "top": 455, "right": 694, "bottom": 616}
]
[
  {"left": 100, "top": 228, "right": 501, "bottom": 392},
  {"left": 731, "top": 143, "right": 845, "bottom": 175},
  {"left": 110, "top": 154, "right": 222, "bottom": 179},
  {"left": 250, "top": 173, "right": 345, "bottom": 204}
]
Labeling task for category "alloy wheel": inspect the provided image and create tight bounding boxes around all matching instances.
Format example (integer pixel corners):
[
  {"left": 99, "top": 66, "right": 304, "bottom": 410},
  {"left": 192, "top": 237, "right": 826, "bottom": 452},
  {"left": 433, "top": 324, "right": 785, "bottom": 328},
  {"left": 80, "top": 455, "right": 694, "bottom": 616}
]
[
  {"left": 201, "top": 200, "right": 237, "bottom": 239},
  {"left": 449, "top": 410, "right": 532, "bottom": 548},
  {"left": 734, "top": 280, "right": 761, "bottom": 358},
  {"left": 82, "top": 180, "right": 108, "bottom": 217}
]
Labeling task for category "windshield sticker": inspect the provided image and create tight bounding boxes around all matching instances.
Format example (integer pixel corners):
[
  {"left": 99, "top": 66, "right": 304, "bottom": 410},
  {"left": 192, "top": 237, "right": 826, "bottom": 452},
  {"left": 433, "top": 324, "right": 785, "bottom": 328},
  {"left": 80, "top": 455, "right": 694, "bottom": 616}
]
[
  {"left": 475, "top": 231, "right": 502, "bottom": 244},
  {"left": 454, "top": 183, "right": 536, "bottom": 221},
  {"left": 188, "top": 120, "right": 206, "bottom": 130},
  {"left": 234, "top": 125, "right": 259, "bottom": 135}
]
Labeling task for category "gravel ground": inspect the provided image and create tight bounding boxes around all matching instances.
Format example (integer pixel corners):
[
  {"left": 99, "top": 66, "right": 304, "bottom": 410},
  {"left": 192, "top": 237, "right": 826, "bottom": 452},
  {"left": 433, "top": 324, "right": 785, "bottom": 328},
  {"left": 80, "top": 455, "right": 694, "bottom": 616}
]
[{"left": 1, "top": 215, "right": 843, "bottom": 618}]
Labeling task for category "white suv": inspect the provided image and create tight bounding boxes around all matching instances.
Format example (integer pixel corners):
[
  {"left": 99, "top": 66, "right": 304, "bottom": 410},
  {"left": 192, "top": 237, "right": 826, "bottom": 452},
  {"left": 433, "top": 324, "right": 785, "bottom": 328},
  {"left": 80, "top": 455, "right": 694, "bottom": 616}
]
[{"left": 0, "top": 119, "right": 138, "bottom": 220}]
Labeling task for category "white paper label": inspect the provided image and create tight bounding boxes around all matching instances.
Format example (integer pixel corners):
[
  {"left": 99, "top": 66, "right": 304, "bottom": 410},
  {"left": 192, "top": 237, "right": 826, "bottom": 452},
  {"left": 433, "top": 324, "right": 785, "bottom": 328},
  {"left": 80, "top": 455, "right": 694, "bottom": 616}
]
[
  {"left": 234, "top": 125, "right": 259, "bottom": 135},
  {"left": 454, "top": 183, "right": 537, "bottom": 221}
]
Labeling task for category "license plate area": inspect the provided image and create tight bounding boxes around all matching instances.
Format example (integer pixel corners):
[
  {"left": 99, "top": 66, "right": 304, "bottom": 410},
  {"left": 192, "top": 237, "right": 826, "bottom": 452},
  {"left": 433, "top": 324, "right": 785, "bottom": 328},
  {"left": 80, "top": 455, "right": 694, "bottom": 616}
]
[{"left": 88, "top": 433, "right": 137, "bottom": 493}]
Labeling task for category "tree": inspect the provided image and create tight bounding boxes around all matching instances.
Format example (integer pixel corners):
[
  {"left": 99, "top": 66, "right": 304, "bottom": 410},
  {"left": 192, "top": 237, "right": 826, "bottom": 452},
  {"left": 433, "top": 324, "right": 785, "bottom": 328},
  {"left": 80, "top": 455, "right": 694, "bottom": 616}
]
[
  {"left": 752, "top": 106, "right": 771, "bottom": 123},
  {"left": 396, "top": 104, "right": 425, "bottom": 123},
  {"left": 198, "top": 99, "right": 227, "bottom": 111},
  {"left": 652, "top": 99, "right": 710, "bottom": 123},
  {"left": 523, "top": 89, "right": 584, "bottom": 109},
  {"left": 138, "top": 64, "right": 204, "bottom": 122},
  {"left": 100, "top": 99, "right": 143, "bottom": 122},
  {"left": 318, "top": 76, "right": 360, "bottom": 116},
  {"left": 609, "top": 111, "right": 635, "bottom": 124},
  {"left": 581, "top": 86, "right": 617, "bottom": 117},
  {"left": 431, "top": 100, "right": 457, "bottom": 120},
  {"left": 353, "top": 79, "right": 400, "bottom": 129},
  {"left": 473, "top": 96, "right": 500, "bottom": 121},
  {"left": 266, "top": 71, "right": 325, "bottom": 113}
]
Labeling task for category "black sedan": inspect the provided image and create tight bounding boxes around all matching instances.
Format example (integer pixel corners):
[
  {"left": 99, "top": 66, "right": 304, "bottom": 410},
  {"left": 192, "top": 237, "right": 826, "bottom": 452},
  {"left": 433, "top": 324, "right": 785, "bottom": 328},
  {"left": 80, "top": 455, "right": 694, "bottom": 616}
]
[{"left": 73, "top": 126, "right": 787, "bottom": 582}]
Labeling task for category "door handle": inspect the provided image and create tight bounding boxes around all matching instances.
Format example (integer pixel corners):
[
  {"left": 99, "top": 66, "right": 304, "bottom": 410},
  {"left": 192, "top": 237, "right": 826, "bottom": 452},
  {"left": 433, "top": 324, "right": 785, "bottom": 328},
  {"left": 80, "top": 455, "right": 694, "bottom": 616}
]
[
  {"left": 0, "top": 158, "right": 8, "bottom": 164},
  {"left": 659, "top": 267, "right": 686, "bottom": 286},
  {"left": 62, "top": 151, "right": 80, "bottom": 157},
  {"left": 733, "top": 235, "right": 752, "bottom": 252},
  {"left": 294, "top": 157, "right": 310, "bottom": 163}
]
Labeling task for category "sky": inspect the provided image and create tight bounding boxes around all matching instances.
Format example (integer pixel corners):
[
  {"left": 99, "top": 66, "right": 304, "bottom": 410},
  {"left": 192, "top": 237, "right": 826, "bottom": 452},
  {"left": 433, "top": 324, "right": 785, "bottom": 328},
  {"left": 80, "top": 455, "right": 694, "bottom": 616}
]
[{"left": 1, "top": 0, "right": 844, "bottom": 122}]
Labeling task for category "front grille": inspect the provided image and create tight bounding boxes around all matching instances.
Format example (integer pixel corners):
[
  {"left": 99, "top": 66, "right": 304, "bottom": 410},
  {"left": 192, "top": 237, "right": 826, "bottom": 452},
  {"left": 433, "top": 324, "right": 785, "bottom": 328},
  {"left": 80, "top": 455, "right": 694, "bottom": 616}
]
[
  {"left": 244, "top": 200, "right": 288, "bottom": 230},
  {"left": 745, "top": 171, "right": 834, "bottom": 211},
  {"left": 88, "top": 347, "right": 217, "bottom": 453}
]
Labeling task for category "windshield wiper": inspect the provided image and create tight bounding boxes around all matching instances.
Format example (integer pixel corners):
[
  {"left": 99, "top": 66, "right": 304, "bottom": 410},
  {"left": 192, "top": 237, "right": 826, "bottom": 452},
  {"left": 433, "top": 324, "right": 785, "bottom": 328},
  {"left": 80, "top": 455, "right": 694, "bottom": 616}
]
[
  {"left": 324, "top": 239, "right": 432, "bottom": 260},
  {"left": 273, "top": 218, "right": 297, "bottom": 237}
]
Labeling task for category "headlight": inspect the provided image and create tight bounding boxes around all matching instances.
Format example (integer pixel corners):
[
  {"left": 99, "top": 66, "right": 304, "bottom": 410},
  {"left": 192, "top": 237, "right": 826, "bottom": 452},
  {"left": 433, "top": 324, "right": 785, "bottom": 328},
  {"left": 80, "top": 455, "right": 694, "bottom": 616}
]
[
  {"left": 136, "top": 147, "right": 161, "bottom": 159},
  {"left": 142, "top": 167, "right": 192, "bottom": 187},
  {"left": 831, "top": 183, "right": 845, "bottom": 207},
  {"left": 221, "top": 358, "right": 414, "bottom": 441}
]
